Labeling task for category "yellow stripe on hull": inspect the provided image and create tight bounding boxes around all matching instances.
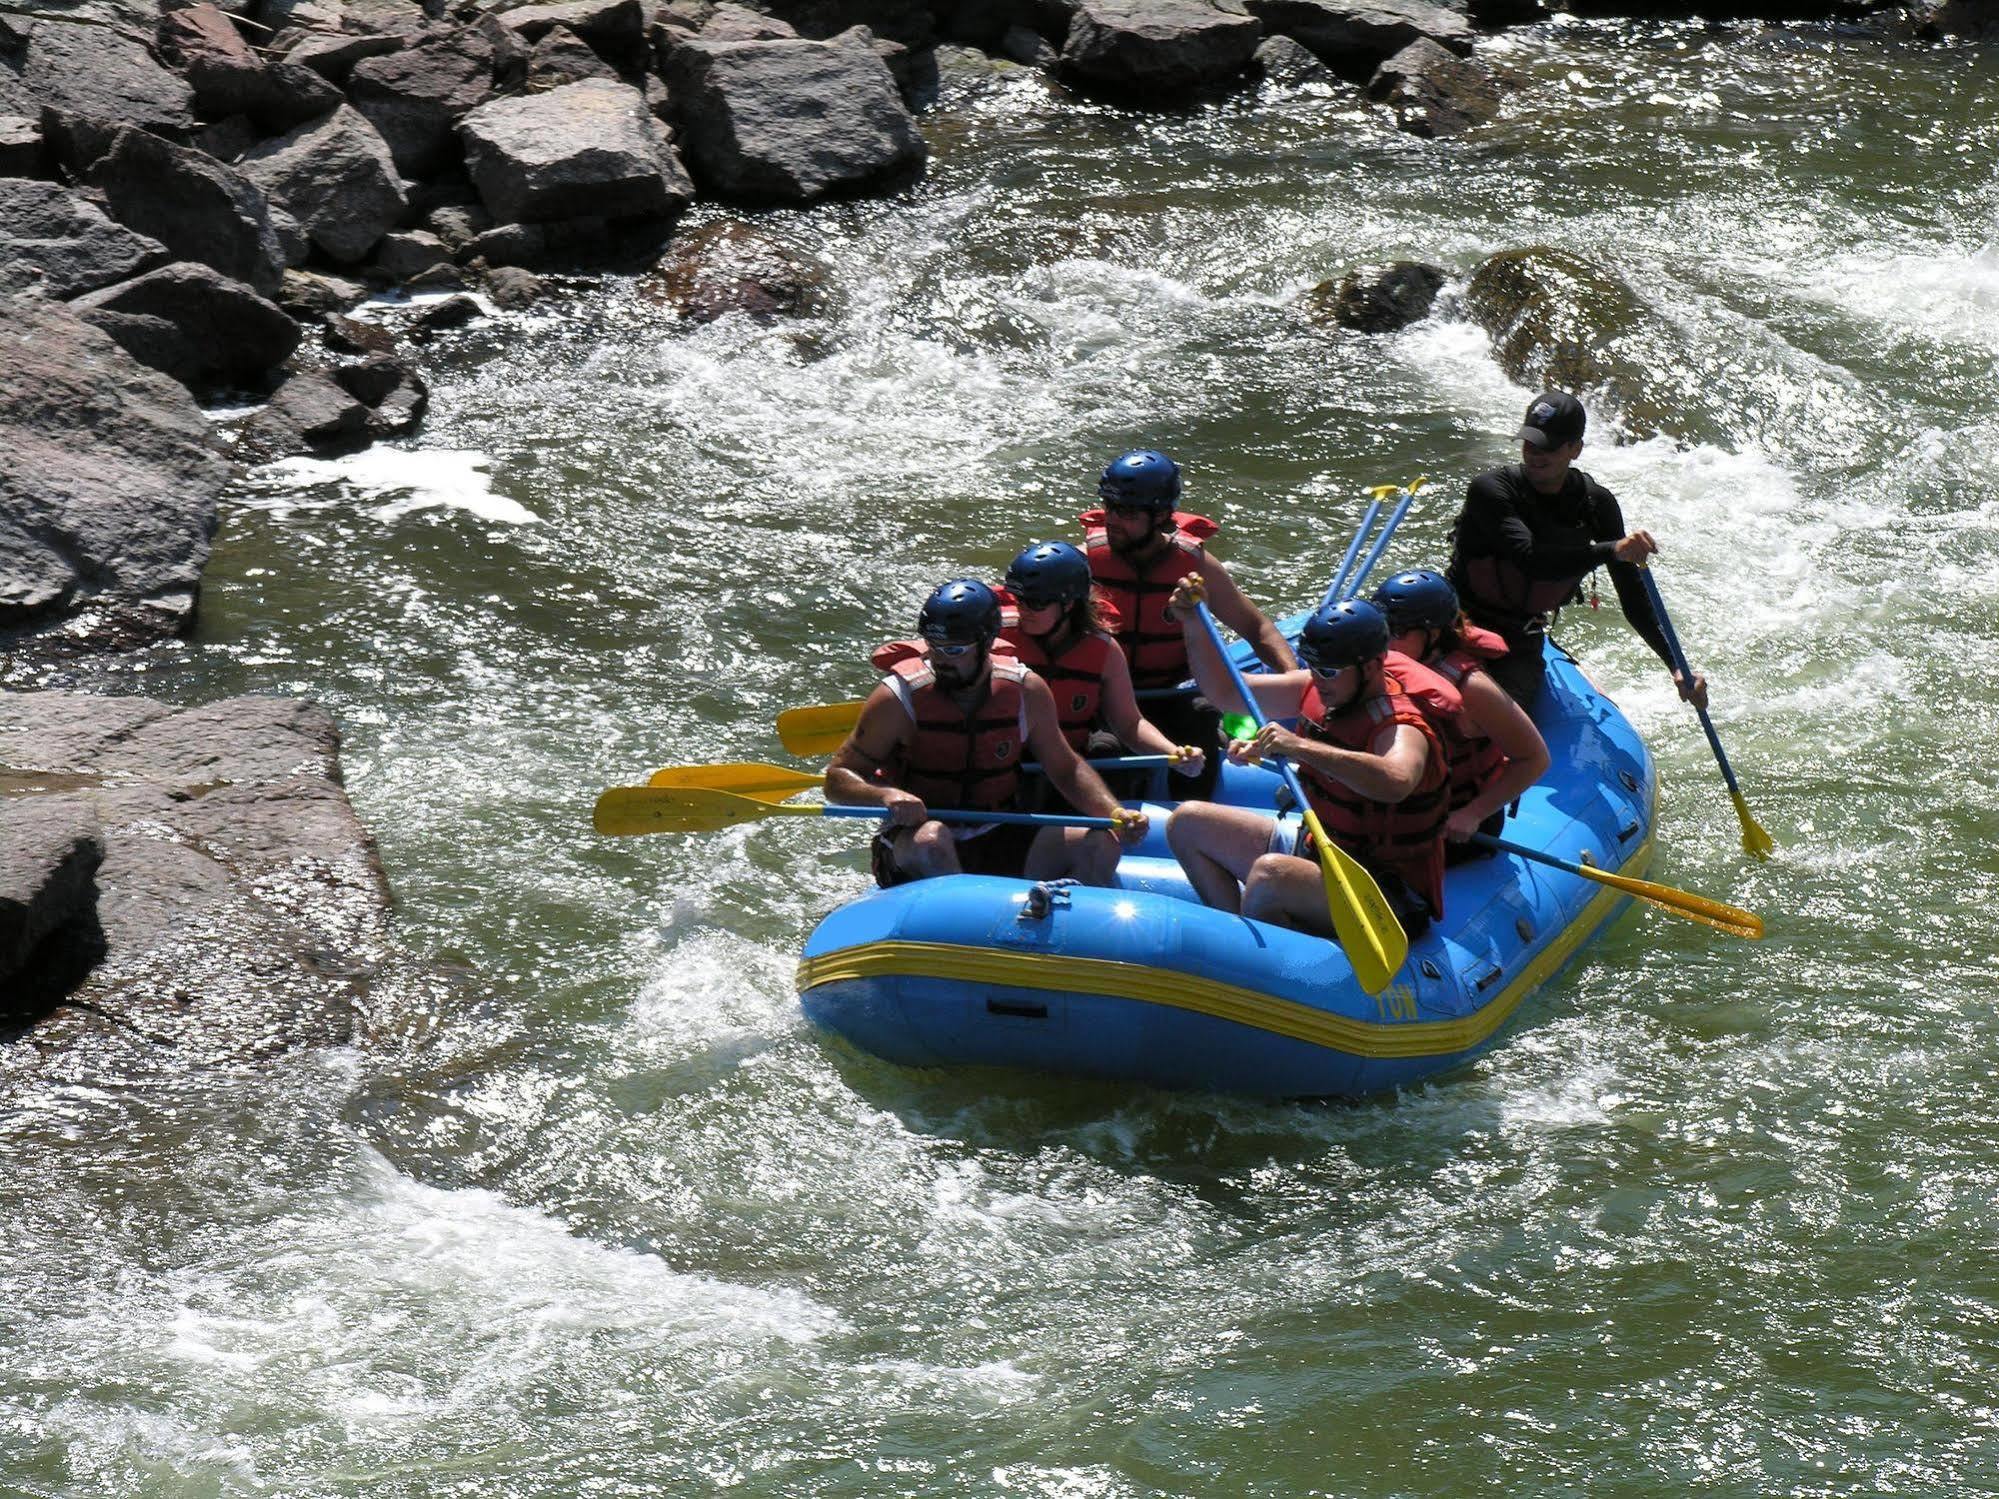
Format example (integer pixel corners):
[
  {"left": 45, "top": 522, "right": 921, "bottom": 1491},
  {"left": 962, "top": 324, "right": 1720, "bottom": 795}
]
[{"left": 797, "top": 838, "right": 1653, "bottom": 1063}]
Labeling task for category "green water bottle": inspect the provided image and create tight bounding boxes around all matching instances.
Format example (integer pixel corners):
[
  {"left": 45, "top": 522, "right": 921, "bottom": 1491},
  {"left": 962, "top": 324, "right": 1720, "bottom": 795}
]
[{"left": 1220, "top": 712, "right": 1257, "bottom": 744}]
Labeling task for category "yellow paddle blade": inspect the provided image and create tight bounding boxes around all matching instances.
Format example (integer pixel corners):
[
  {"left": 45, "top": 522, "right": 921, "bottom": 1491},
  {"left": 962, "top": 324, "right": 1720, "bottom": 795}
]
[
  {"left": 1732, "top": 790, "right": 1776, "bottom": 861},
  {"left": 593, "top": 784, "right": 820, "bottom": 836},
  {"left": 776, "top": 701, "right": 865, "bottom": 757},
  {"left": 1301, "top": 808, "right": 1409, "bottom": 995},
  {"left": 1576, "top": 858, "right": 1764, "bottom": 940},
  {"left": 647, "top": 762, "right": 823, "bottom": 803}
]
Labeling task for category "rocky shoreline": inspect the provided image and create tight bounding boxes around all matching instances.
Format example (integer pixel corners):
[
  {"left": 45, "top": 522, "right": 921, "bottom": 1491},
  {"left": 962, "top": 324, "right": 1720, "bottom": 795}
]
[{"left": 0, "top": 0, "right": 1983, "bottom": 1056}]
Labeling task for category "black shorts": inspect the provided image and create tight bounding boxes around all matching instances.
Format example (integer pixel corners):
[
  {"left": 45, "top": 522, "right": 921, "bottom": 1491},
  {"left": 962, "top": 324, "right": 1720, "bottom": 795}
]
[
  {"left": 870, "top": 821, "right": 1040, "bottom": 888},
  {"left": 1136, "top": 691, "right": 1223, "bottom": 800}
]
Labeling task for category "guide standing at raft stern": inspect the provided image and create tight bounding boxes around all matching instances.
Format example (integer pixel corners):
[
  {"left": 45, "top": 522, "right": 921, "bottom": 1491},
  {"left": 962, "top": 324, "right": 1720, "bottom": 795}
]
[
  {"left": 1446, "top": 391, "right": 1709, "bottom": 711},
  {"left": 825, "top": 579, "right": 1146, "bottom": 888},
  {"left": 1079, "top": 449, "right": 1297, "bottom": 798}
]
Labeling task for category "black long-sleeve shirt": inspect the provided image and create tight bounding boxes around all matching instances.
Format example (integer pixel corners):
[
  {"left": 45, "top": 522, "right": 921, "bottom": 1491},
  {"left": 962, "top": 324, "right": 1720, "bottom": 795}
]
[{"left": 1445, "top": 465, "right": 1673, "bottom": 666}]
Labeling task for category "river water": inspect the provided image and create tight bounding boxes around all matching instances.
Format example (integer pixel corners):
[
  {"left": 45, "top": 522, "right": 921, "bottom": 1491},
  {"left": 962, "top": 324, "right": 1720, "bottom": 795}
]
[{"left": 6, "top": 17, "right": 1999, "bottom": 1495}]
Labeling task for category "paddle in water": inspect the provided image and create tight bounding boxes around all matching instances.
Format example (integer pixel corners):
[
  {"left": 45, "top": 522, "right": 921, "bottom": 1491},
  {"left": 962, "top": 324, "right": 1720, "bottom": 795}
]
[
  {"left": 593, "top": 784, "right": 1122, "bottom": 838},
  {"left": 1637, "top": 566, "right": 1775, "bottom": 860}
]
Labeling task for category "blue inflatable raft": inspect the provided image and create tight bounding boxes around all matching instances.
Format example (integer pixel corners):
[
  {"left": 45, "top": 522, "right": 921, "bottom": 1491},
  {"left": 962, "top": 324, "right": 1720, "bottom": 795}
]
[{"left": 797, "top": 637, "right": 1656, "bottom": 1099}]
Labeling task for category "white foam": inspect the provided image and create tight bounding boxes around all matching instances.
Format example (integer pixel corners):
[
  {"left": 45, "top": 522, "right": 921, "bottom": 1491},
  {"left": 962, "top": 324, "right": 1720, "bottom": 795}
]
[
  {"left": 249, "top": 448, "right": 536, "bottom": 525},
  {"left": 1799, "top": 243, "right": 1999, "bottom": 352}
]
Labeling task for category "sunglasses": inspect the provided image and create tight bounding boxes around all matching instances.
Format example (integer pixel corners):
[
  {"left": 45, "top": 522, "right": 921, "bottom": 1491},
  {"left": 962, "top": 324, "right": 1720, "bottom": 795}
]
[
  {"left": 1306, "top": 661, "right": 1353, "bottom": 678},
  {"left": 933, "top": 641, "right": 983, "bottom": 658}
]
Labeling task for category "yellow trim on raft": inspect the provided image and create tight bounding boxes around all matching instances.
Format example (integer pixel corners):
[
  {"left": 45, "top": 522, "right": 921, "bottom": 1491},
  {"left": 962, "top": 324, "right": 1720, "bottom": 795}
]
[{"left": 795, "top": 836, "right": 1653, "bottom": 1062}]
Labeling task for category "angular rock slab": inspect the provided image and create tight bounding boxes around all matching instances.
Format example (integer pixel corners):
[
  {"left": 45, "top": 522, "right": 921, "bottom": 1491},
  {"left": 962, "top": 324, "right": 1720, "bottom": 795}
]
[
  {"left": 460, "top": 77, "right": 693, "bottom": 226},
  {"left": 0, "top": 797, "right": 104, "bottom": 1016},
  {"left": 666, "top": 29, "right": 926, "bottom": 204},
  {"left": 237, "top": 103, "right": 408, "bottom": 265},
  {"left": 1060, "top": 0, "right": 1264, "bottom": 95},
  {"left": 0, "top": 298, "right": 228, "bottom": 645},
  {"left": 0, "top": 692, "right": 397, "bottom": 1071},
  {"left": 8, "top": 17, "right": 196, "bottom": 136},
  {"left": 71, "top": 261, "right": 302, "bottom": 392},
  {"left": 88, "top": 125, "right": 287, "bottom": 295},
  {"left": 0, "top": 178, "right": 167, "bottom": 299},
  {"left": 347, "top": 19, "right": 516, "bottom": 178},
  {"left": 1243, "top": 0, "right": 1469, "bottom": 80}
]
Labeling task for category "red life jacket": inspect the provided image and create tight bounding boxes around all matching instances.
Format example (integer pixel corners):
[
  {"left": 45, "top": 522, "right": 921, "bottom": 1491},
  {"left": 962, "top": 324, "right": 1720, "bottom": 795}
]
[
  {"left": 874, "top": 652, "right": 1029, "bottom": 812},
  {"left": 1077, "top": 508, "right": 1219, "bottom": 690},
  {"left": 1428, "top": 626, "right": 1510, "bottom": 811},
  {"left": 997, "top": 624, "right": 1117, "bottom": 753},
  {"left": 1294, "top": 671, "right": 1449, "bottom": 917}
]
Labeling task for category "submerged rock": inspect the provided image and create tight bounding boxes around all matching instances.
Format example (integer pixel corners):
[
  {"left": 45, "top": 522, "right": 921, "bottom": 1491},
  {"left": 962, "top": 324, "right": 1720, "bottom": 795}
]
[
  {"left": 0, "top": 692, "right": 398, "bottom": 1069},
  {"left": 1366, "top": 37, "right": 1498, "bottom": 137},
  {"left": 640, "top": 218, "right": 827, "bottom": 321},
  {"left": 1305, "top": 259, "right": 1445, "bottom": 331},
  {"left": 0, "top": 298, "right": 229, "bottom": 649},
  {"left": 1243, "top": 0, "right": 1470, "bottom": 81}
]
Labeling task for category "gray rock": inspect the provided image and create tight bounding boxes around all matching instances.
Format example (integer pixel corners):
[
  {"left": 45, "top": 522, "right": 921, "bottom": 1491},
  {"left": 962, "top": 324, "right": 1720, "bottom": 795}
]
[
  {"left": 525, "top": 23, "right": 622, "bottom": 89},
  {"left": 237, "top": 104, "right": 408, "bottom": 265},
  {"left": 0, "top": 178, "right": 168, "bottom": 299},
  {"left": 0, "top": 798, "right": 104, "bottom": 1014},
  {"left": 268, "top": 204, "right": 311, "bottom": 267},
  {"left": 87, "top": 125, "right": 287, "bottom": 295},
  {"left": 70, "top": 261, "right": 303, "bottom": 391},
  {"left": 275, "top": 267, "right": 370, "bottom": 316},
  {"left": 423, "top": 201, "right": 495, "bottom": 251},
  {"left": 0, "top": 298, "right": 228, "bottom": 645},
  {"left": 0, "top": 691, "right": 398, "bottom": 1067},
  {"left": 1061, "top": 0, "right": 1262, "bottom": 95},
  {"left": 10, "top": 18, "right": 196, "bottom": 138},
  {"left": 1000, "top": 23, "right": 1060, "bottom": 67},
  {"left": 1304, "top": 259, "right": 1444, "bottom": 331},
  {"left": 1254, "top": 32, "right": 1333, "bottom": 86},
  {"left": 666, "top": 29, "right": 925, "bottom": 204},
  {"left": 370, "top": 228, "right": 449, "bottom": 279},
  {"left": 1242, "top": 0, "right": 1469, "bottom": 80},
  {"left": 0, "top": 113, "right": 42, "bottom": 177},
  {"left": 276, "top": 29, "right": 406, "bottom": 82},
  {"left": 761, "top": 0, "right": 935, "bottom": 50},
  {"left": 322, "top": 311, "right": 397, "bottom": 354},
  {"left": 160, "top": 2, "right": 344, "bottom": 129},
  {"left": 460, "top": 77, "right": 692, "bottom": 226},
  {"left": 481, "top": 262, "right": 544, "bottom": 307},
  {"left": 701, "top": 2, "right": 799, "bottom": 40},
  {"left": 347, "top": 19, "right": 516, "bottom": 178},
  {"left": 640, "top": 218, "right": 826, "bottom": 321},
  {"left": 460, "top": 221, "right": 550, "bottom": 268},
  {"left": 1466, "top": 0, "right": 1544, "bottom": 24},
  {"left": 234, "top": 366, "right": 370, "bottom": 457},
  {"left": 335, "top": 352, "right": 427, "bottom": 433},
  {"left": 1366, "top": 36, "right": 1496, "bottom": 136},
  {"left": 193, "top": 113, "right": 261, "bottom": 163},
  {"left": 497, "top": 0, "right": 648, "bottom": 66}
]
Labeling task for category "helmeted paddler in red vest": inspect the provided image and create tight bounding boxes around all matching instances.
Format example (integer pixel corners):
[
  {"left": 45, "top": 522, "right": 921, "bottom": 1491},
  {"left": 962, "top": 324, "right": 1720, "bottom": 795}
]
[
  {"left": 1369, "top": 569, "right": 1551, "bottom": 861},
  {"left": 996, "top": 540, "right": 1205, "bottom": 792},
  {"left": 1078, "top": 448, "right": 1296, "bottom": 800},
  {"left": 1445, "top": 390, "right": 1709, "bottom": 713},
  {"left": 1165, "top": 588, "right": 1450, "bottom": 939},
  {"left": 826, "top": 579, "right": 1147, "bottom": 888}
]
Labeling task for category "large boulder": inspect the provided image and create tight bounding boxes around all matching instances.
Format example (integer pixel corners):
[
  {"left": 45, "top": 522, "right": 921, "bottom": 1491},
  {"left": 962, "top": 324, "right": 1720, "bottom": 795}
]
[
  {"left": 236, "top": 104, "right": 408, "bottom": 264},
  {"left": 0, "top": 298, "right": 229, "bottom": 646},
  {"left": 1060, "top": 0, "right": 1263, "bottom": 95},
  {"left": 666, "top": 29, "right": 926, "bottom": 203},
  {"left": 0, "top": 692, "right": 401, "bottom": 1069},
  {"left": 87, "top": 125, "right": 286, "bottom": 295},
  {"left": 524, "top": 24, "right": 622, "bottom": 89},
  {"left": 1242, "top": 0, "right": 1469, "bottom": 80},
  {"left": 639, "top": 218, "right": 827, "bottom": 321},
  {"left": 70, "top": 262, "right": 301, "bottom": 391},
  {"left": 5, "top": 18, "right": 196, "bottom": 139},
  {"left": 276, "top": 29, "right": 406, "bottom": 82},
  {"left": 495, "top": 0, "right": 648, "bottom": 68},
  {"left": 347, "top": 18, "right": 519, "bottom": 178},
  {"left": 1463, "top": 245, "right": 1688, "bottom": 441},
  {"left": 1365, "top": 37, "right": 1497, "bottom": 136},
  {"left": 0, "top": 178, "right": 167, "bottom": 298},
  {"left": 459, "top": 77, "right": 693, "bottom": 226},
  {"left": 159, "top": 2, "right": 344, "bottom": 129},
  {"left": 0, "top": 798, "right": 105, "bottom": 1019}
]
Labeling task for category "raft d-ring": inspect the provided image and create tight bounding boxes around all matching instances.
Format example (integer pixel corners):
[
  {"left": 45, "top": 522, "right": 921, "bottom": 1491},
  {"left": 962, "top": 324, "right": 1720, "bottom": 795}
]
[{"left": 1019, "top": 879, "right": 1078, "bottom": 922}]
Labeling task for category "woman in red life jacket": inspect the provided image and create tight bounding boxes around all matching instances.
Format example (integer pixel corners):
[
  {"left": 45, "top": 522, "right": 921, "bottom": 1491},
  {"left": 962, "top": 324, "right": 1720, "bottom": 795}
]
[
  {"left": 825, "top": 579, "right": 1147, "bottom": 888},
  {"left": 1079, "top": 449, "right": 1296, "bottom": 799},
  {"left": 1370, "top": 569, "right": 1551, "bottom": 861},
  {"left": 1164, "top": 584, "right": 1448, "bottom": 940},
  {"left": 999, "top": 541, "right": 1204, "bottom": 791}
]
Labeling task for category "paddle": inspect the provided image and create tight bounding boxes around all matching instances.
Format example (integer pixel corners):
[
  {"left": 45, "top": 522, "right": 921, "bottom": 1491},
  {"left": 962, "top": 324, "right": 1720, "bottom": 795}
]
[
  {"left": 1319, "top": 489, "right": 1386, "bottom": 608},
  {"left": 1193, "top": 600, "right": 1408, "bottom": 994},
  {"left": 1469, "top": 833, "right": 1764, "bottom": 939},
  {"left": 1339, "top": 475, "right": 1428, "bottom": 602},
  {"left": 1635, "top": 566, "right": 1775, "bottom": 860},
  {"left": 594, "top": 784, "right": 1121, "bottom": 838},
  {"left": 777, "top": 687, "right": 1201, "bottom": 757},
  {"left": 647, "top": 757, "right": 1177, "bottom": 803}
]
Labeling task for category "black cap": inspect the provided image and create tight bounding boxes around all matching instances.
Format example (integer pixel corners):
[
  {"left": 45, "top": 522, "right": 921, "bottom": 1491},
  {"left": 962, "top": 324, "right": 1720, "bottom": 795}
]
[{"left": 1516, "top": 390, "right": 1586, "bottom": 449}]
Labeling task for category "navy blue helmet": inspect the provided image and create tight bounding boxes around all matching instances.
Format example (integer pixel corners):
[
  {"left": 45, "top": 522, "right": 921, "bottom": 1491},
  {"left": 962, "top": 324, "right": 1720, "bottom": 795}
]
[
  {"left": 1097, "top": 449, "right": 1182, "bottom": 510},
  {"left": 917, "top": 579, "right": 1002, "bottom": 645},
  {"left": 1005, "top": 541, "right": 1093, "bottom": 610},
  {"left": 1297, "top": 599, "right": 1390, "bottom": 672},
  {"left": 1370, "top": 570, "right": 1459, "bottom": 635}
]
